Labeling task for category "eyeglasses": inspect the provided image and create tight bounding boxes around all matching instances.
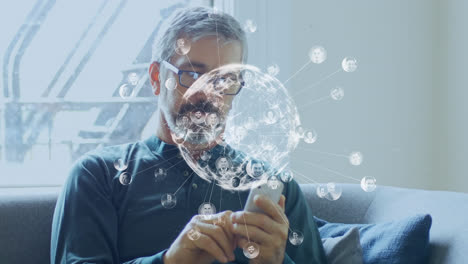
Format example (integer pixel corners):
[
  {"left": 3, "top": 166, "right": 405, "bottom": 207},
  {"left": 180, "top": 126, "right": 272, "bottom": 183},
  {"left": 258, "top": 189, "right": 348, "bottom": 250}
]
[{"left": 162, "top": 60, "right": 244, "bottom": 95}]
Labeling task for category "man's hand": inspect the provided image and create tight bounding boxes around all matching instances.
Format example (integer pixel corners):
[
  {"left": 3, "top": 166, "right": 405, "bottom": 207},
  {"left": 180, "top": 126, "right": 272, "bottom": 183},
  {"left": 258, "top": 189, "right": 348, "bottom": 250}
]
[
  {"left": 164, "top": 211, "right": 236, "bottom": 264},
  {"left": 231, "top": 195, "right": 289, "bottom": 264}
]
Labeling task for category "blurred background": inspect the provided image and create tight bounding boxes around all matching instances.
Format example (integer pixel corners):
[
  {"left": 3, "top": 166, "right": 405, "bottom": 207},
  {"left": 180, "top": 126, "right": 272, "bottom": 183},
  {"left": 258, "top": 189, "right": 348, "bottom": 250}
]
[{"left": 0, "top": 0, "right": 467, "bottom": 193}]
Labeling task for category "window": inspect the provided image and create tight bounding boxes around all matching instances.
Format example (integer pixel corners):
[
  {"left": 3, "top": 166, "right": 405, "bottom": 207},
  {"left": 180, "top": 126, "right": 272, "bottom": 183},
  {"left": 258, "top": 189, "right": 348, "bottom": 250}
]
[{"left": 0, "top": 0, "right": 210, "bottom": 187}]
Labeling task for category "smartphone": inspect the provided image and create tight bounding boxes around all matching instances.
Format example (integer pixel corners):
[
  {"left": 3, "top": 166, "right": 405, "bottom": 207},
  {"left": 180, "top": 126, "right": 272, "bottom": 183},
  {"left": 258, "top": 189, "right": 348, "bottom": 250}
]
[{"left": 244, "top": 182, "right": 284, "bottom": 214}]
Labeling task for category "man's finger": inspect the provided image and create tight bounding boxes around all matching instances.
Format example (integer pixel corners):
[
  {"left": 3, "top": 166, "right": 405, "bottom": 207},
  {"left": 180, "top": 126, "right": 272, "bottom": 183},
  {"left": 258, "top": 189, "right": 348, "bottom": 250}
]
[
  {"left": 193, "top": 233, "right": 229, "bottom": 263},
  {"left": 231, "top": 211, "right": 281, "bottom": 235},
  {"left": 231, "top": 222, "right": 270, "bottom": 244},
  {"left": 196, "top": 221, "right": 235, "bottom": 261}
]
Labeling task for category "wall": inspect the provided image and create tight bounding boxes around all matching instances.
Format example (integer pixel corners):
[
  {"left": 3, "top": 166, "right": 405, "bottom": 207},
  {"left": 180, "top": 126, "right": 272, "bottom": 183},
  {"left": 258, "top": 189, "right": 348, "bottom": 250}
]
[{"left": 228, "top": 0, "right": 467, "bottom": 192}]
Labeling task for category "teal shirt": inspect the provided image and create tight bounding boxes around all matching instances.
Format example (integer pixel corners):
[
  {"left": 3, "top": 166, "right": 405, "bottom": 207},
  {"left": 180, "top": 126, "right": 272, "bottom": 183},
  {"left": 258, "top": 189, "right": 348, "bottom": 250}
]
[{"left": 51, "top": 135, "right": 328, "bottom": 264}]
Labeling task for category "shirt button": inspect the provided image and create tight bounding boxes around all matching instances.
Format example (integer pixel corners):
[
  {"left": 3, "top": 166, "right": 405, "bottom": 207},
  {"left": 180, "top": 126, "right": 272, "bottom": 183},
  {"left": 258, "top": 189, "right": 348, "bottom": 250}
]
[
  {"left": 183, "top": 171, "right": 189, "bottom": 176},
  {"left": 192, "top": 183, "right": 198, "bottom": 189}
]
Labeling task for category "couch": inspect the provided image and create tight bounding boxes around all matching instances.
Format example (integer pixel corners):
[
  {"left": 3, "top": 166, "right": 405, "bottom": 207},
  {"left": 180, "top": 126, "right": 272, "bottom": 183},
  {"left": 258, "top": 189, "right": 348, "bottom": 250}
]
[{"left": 1, "top": 184, "right": 467, "bottom": 263}]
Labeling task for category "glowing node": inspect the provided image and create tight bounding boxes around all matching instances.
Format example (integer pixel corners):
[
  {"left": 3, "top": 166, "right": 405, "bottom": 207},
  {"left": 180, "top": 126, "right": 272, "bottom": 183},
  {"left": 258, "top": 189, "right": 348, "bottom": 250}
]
[
  {"left": 127, "top": 72, "right": 139, "bottom": 86},
  {"left": 187, "top": 227, "right": 201, "bottom": 241},
  {"left": 243, "top": 242, "right": 260, "bottom": 259},
  {"left": 244, "top": 19, "right": 257, "bottom": 33},
  {"left": 330, "top": 87, "right": 344, "bottom": 101},
  {"left": 280, "top": 170, "right": 294, "bottom": 183},
  {"left": 190, "top": 110, "right": 206, "bottom": 125},
  {"left": 289, "top": 230, "right": 304, "bottom": 246},
  {"left": 114, "top": 158, "right": 128, "bottom": 171},
  {"left": 349, "top": 151, "right": 363, "bottom": 166},
  {"left": 200, "top": 150, "right": 212, "bottom": 161},
  {"left": 361, "top": 176, "right": 377, "bottom": 192},
  {"left": 264, "top": 110, "right": 278, "bottom": 125},
  {"left": 308, "top": 46, "right": 327, "bottom": 64},
  {"left": 325, "top": 182, "right": 342, "bottom": 201},
  {"left": 174, "top": 38, "right": 191, "bottom": 55},
  {"left": 267, "top": 64, "right": 280, "bottom": 76},
  {"left": 119, "top": 172, "right": 132, "bottom": 185},
  {"left": 303, "top": 129, "right": 318, "bottom": 144},
  {"left": 161, "top": 193, "right": 177, "bottom": 209},
  {"left": 154, "top": 168, "right": 167, "bottom": 182},
  {"left": 208, "top": 7, "right": 219, "bottom": 18},
  {"left": 316, "top": 184, "right": 328, "bottom": 198},
  {"left": 165, "top": 77, "right": 177, "bottom": 90},
  {"left": 119, "top": 84, "right": 134, "bottom": 99},
  {"left": 214, "top": 214, "right": 226, "bottom": 226},
  {"left": 246, "top": 159, "right": 265, "bottom": 178},
  {"left": 267, "top": 176, "right": 282, "bottom": 190},
  {"left": 342, "top": 57, "right": 358, "bottom": 72},
  {"left": 198, "top": 202, "right": 216, "bottom": 220}
]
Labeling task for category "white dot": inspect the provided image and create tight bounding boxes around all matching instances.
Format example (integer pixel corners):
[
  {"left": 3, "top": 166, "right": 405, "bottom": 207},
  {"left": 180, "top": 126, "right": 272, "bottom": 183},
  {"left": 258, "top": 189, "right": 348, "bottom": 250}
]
[
  {"left": 165, "top": 77, "right": 177, "bottom": 91},
  {"left": 289, "top": 230, "right": 304, "bottom": 246},
  {"left": 267, "top": 64, "right": 280, "bottom": 76},
  {"left": 114, "top": 158, "right": 128, "bottom": 171},
  {"left": 198, "top": 202, "right": 216, "bottom": 220},
  {"left": 161, "top": 193, "right": 177, "bottom": 209},
  {"left": 119, "top": 172, "right": 132, "bottom": 185},
  {"left": 330, "top": 87, "right": 344, "bottom": 101},
  {"left": 244, "top": 19, "right": 257, "bottom": 33},
  {"left": 174, "top": 38, "right": 191, "bottom": 55},
  {"left": 187, "top": 227, "right": 201, "bottom": 241},
  {"left": 342, "top": 57, "right": 358, "bottom": 72},
  {"left": 119, "top": 84, "right": 134, "bottom": 99},
  {"left": 325, "top": 182, "right": 342, "bottom": 201},
  {"left": 361, "top": 176, "right": 377, "bottom": 192},
  {"left": 349, "top": 151, "right": 363, "bottom": 166},
  {"left": 280, "top": 170, "right": 294, "bottom": 183},
  {"left": 303, "top": 129, "right": 318, "bottom": 144},
  {"left": 308, "top": 46, "right": 327, "bottom": 64},
  {"left": 243, "top": 242, "right": 260, "bottom": 259}
]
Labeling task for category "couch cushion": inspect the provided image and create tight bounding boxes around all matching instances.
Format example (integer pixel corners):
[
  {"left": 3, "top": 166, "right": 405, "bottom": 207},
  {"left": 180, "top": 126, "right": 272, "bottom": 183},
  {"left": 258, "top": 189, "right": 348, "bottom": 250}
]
[
  {"left": 0, "top": 188, "right": 60, "bottom": 264},
  {"left": 301, "top": 184, "right": 468, "bottom": 264},
  {"left": 316, "top": 214, "right": 432, "bottom": 264}
]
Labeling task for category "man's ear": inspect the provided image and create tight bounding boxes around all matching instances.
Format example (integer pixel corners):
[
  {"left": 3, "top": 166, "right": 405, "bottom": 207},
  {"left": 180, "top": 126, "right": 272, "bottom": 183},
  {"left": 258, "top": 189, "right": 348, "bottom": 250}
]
[{"left": 149, "top": 61, "right": 161, "bottom": 95}]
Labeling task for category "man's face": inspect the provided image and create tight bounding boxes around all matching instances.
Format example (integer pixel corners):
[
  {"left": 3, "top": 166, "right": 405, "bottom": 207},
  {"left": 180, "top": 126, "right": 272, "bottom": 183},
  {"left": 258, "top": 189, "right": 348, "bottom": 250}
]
[
  {"left": 252, "top": 163, "right": 263, "bottom": 177},
  {"left": 202, "top": 204, "right": 212, "bottom": 214},
  {"left": 219, "top": 157, "right": 228, "bottom": 169},
  {"left": 209, "top": 113, "right": 218, "bottom": 125},
  {"left": 195, "top": 111, "right": 202, "bottom": 119},
  {"left": 154, "top": 36, "right": 243, "bottom": 139}
]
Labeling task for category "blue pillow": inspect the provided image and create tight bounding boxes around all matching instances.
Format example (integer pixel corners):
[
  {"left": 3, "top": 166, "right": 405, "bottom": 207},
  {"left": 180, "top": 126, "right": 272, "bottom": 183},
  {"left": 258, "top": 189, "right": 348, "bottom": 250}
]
[{"left": 315, "top": 214, "right": 432, "bottom": 264}]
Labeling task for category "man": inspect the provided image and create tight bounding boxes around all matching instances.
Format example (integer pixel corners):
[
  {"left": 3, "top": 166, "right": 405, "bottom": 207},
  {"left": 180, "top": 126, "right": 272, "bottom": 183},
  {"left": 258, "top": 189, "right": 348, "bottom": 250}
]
[{"left": 51, "top": 6, "right": 327, "bottom": 264}]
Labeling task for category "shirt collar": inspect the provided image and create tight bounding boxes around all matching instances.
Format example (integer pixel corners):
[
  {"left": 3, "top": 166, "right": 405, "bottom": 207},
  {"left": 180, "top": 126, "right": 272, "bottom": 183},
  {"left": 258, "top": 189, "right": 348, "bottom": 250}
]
[{"left": 143, "top": 134, "right": 180, "bottom": 159}]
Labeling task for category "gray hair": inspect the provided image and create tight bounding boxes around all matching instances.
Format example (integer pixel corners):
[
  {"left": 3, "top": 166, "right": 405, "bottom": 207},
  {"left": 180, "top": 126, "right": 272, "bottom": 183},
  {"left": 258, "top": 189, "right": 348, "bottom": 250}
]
[{"left": 151, "top": 6, "right": 248, "bottom": 63}]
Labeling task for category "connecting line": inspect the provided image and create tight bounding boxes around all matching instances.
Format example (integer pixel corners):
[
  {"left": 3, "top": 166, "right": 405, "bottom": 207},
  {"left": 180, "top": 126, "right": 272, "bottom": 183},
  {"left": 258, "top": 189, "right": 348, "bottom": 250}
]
[
  {"left": 203, "top": 180, "right": 215, "bottom": 203},
  {"left": 174, "top": 171, "right": 195, "bottom": 195},
  {"left": 297, "top": 95, "right": 330, "bottom": 109},
  {"left": 185, "top": 55, "right": 197, "bottom": 73},
  {"left": 128, "top": 154, "right": 184, "bottom": 178},
  {"left": 293, "top": 68, "right": 342, "bottom": 97},
  {"left": 283, "top": 60, "right": 312, "bottom": 85},
  {"left": 295, "top": 147, "right": 348, "bottom": 158},
  {"left": 236, "top": 191, "right": 250, "bottom": 242},
  {"left": 219, "top": 188, "right": 223, "bottom": 211},
  {"left": 299, "top": 160, "right": 361, "bottom": 182},
  {"left": 290, "top": 168, "right": 319, "bottom": 184},
  {"left": 214, "top": 15, "right": 221, "bottom": 67},
  {"left": 208, "top": 177, "right": 216, "bottom": 203}
]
